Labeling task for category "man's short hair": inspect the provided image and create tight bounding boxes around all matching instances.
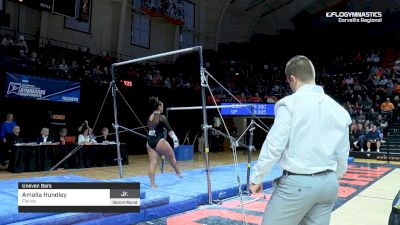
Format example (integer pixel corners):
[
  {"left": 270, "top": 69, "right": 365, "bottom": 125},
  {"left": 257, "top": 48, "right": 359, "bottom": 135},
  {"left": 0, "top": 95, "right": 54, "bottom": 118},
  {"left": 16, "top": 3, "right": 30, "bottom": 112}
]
[{"left": 285, "top": 55, "right": 315, "bottom": 82}]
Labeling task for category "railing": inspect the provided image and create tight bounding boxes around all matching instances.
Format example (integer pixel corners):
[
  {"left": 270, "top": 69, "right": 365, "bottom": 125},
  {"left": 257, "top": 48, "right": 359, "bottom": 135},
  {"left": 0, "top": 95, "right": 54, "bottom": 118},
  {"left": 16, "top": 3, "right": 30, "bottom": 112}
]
[{"left": 0, "top": 27, "right": 136, "bottom": 62}]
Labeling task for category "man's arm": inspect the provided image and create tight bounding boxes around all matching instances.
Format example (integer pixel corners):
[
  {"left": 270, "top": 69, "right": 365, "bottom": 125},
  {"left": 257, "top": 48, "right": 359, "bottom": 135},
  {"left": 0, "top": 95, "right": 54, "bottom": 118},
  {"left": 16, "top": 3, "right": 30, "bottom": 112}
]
[
  {"left": 336, "top": 121, "right": 351, "bottom": 179},
  {"left": 251, "top": 102, "right": 291, "bottom": 185}
]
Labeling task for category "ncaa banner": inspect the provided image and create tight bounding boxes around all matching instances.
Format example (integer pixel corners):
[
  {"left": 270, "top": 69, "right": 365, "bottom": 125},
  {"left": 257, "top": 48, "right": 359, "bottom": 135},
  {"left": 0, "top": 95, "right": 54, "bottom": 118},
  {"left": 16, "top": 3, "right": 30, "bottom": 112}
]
[{"left": 5, "top": 73, "right": 80, "bottom": 103}]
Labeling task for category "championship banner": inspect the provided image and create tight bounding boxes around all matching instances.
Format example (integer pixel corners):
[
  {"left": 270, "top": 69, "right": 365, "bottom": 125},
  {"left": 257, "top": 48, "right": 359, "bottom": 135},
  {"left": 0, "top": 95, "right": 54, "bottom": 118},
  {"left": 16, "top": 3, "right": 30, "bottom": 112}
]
[
  {"left": 163, "top": 0, "right": 184, "bottom": 25},
  {"left": 5, "top": 73, "right": 80, "bottom": 103},
  {"left": 141, "top": 0, "right": 163, "bottom": 17},
  {"left": 78, "top": 0, "right": 91, "bottom": 22}
]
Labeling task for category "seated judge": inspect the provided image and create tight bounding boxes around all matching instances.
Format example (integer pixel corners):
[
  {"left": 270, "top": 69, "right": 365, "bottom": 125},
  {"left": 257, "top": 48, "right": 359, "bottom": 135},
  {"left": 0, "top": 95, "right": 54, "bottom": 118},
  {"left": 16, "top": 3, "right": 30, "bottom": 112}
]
[
  {"left": 96, "top": 127, "right": 115, "bottom": 144},
  {"left": 58, "top": 128, "right": 68, "bottom": 145},
  {"left": 10, "top": 125, "right": 23, "bottom": 145},
  {"left": 78, "top": 126, "right": 97, "bottom": 145},
  {"left": 36, "top": 128, "right": 54, "bottom": 144}
]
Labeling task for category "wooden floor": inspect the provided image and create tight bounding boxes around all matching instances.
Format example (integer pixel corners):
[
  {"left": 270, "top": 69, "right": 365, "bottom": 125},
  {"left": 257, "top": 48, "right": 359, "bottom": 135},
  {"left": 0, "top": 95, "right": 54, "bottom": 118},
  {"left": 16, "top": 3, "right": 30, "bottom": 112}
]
[
  {"left": 0, "top": 150, "right": 257, "bottom": 180},
  {"left": 331, "top": 168, "right": 400, "bottom": 225},
  {"left": 0, "top": 151, "right": 398, "bottom": 225}
]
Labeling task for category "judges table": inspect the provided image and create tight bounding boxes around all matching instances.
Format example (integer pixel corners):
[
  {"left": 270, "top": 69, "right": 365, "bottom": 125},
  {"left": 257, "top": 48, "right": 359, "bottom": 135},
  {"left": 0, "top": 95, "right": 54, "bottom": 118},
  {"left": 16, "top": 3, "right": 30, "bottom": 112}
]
[{"left": 8, "top": 143, "right": 129, "bottom": 173}]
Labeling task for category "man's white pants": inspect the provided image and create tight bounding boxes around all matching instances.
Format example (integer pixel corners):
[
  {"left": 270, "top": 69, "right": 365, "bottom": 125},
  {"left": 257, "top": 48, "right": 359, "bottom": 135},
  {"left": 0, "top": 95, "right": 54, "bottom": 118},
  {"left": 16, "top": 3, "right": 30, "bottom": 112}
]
[{"left": 262, "top": 171, "right": 339, "bottom": 225}]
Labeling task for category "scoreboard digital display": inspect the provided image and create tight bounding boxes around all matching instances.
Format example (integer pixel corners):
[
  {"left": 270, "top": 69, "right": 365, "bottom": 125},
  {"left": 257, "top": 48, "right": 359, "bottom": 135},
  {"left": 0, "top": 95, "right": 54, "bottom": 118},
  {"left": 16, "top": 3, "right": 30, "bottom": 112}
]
[{"left": 220, "top": 103, "right": 275, "bottom": 116}]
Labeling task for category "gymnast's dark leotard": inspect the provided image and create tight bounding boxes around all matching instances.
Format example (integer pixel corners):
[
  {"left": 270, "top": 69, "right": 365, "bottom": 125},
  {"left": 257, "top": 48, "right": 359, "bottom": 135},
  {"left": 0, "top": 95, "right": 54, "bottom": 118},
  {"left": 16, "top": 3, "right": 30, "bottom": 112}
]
[{"left": 147, "top": 113, "right": 172, "bottom": 149}]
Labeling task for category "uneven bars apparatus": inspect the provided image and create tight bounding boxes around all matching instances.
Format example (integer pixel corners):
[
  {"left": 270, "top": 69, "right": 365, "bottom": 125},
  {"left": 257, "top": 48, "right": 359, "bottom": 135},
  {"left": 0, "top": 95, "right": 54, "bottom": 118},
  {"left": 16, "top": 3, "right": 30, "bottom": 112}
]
[{"left": 110, "top": 46, "right": 219, "bottom": 204}]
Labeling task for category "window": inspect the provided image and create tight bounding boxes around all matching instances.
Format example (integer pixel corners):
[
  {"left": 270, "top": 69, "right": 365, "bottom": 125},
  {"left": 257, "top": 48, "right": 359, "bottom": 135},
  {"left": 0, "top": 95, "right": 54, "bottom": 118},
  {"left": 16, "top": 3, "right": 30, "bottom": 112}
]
[
  {"left": 131, "top": 13, "right": 150, "bottom": 48},
  {"left": 180, "top": 1, "right": 195, "bottom": 48}
]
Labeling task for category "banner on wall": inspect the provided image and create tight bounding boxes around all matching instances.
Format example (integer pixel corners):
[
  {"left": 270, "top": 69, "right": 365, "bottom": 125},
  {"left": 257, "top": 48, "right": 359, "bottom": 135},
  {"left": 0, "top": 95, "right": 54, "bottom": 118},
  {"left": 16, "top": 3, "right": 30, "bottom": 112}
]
[
  {"left": 141, "top": 0, "right": 163, "bottom": 17},
  {"left": 65, "top": 0, "right": 91, "bottom": 33},
  {"left": 139, "top": 0, "right": 184, "bottom": 25},
  {"left": 5, "top": 73, "right": 80, "bottom": 103},
  {"left": 163, "top": 0, "right": 184, "bottom": 25},
  {"left": 78, "top": 0, "right": 90, "bottom": 22}
]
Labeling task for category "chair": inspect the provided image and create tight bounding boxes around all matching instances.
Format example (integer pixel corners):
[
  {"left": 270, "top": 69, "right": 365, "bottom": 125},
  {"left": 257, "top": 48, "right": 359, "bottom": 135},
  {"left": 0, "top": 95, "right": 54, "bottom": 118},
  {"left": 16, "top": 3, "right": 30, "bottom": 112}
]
[{"left": 64, "top": 136, "right": 76, "bottom": 144}]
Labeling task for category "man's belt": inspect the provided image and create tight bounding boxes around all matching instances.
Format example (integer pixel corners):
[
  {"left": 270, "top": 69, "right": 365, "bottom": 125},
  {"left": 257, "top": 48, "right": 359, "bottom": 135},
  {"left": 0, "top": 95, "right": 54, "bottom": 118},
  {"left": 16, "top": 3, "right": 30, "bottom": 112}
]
[{"left": 283, "top": 170, "right": 333, "bottom": 176}]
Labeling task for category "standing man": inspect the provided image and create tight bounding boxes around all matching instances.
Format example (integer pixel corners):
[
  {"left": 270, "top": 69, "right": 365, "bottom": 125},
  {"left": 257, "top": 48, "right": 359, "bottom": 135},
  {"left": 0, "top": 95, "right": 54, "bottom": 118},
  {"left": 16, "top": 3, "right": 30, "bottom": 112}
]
[
  {"left": 1, "top": 113, "right": 17, "bottom": 166},
  {"left": 250, "top": 55, "right": 351, "bottom": 225}
]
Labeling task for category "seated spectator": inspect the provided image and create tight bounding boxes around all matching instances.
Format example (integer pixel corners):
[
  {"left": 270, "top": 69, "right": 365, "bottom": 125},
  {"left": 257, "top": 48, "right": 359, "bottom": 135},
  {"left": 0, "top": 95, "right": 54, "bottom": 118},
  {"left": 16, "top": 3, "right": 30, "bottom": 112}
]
[
  {"left": 36, "top": 128, "right": 54, "bottom": 144},
  {"left": 1, "top": 34, "right": 13, "bottom": 47},
  {"left": 363, "top": 120, "right": 372, "bottom": 132},
  {"left": 96, "top": 127, "right": 114, "bottom": 144},
  {"left": 251, "top": 93, "right": 262, "bottom": 102},
  {"left": 78, "top": 120, "right": 93, "bottom": 133},
  {"left": 9, "top": 125, "right": 23, "bottom": 145},
  {"left": 59, "top": 58, "right": 69, "bottom": 72},
  {"left": 152, "top": 70, "right": 162, "bottom": 86},
  {"left": 345, "top": 102, "right": 355, "bottom": 115},
  {"left": 376, "top": 67, "right": 384, "bottom": 78},
  {"left": 164, "top": 77, "right": 171, "bottom": 88},
  {"left": 368, "top": 108, "right": 379, "bottom": 121},
  {"left": 350, "top": 119, "right": 357, "bottom": 131},
  {"left": 17, "top": 36, "right": 28, "bottom": 56},
  {"left": 58, "top": 128, "right": 68, "bottom": 145},
  {"left": 394, "top": 82, "right": 400, "bottom": 94},
  {"left": 355, "top": 111, "right": 366, "bottom": 122},
  {"left": 3, "top": 125, "right": 23, "bottom": 165},
  {"left": 30, "top": 50, "right": 38, "bottom": 62},
  {"left": 366, "top": 125, "right": 381, "bottom": 153},
  {"left": 375, "top": 114, "right": 388, "bottom": 131},
  {"left": 352, "top": 124, "right": 366, "bottom": 151},
  {"left": 353, "top": 102, "right": 362, "bottom": 114},
  {"left": 394, "top": 96, "right": 400, "bottom": 121},
  {"left": 363, "top": 95, "right": 373, "bottom": 110},
  {"left": 78, "top": 126, "right": 97, "bottom": 145},
  {"left": 380, "top": 98, "right": 394, "bottom": 119},
  {"left": 373, "top": 96, "right": 381, "bottom": 110},
  {"left": 236, "top": 93, "right": 247, "bottom": 102}
]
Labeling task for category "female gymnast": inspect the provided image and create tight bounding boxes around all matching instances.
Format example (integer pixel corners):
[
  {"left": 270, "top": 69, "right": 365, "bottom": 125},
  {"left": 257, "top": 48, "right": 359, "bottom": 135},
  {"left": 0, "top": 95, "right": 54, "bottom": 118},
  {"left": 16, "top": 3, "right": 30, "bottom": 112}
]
[{"left": 147, "top": 97, "right": 182, "bottom": 188}]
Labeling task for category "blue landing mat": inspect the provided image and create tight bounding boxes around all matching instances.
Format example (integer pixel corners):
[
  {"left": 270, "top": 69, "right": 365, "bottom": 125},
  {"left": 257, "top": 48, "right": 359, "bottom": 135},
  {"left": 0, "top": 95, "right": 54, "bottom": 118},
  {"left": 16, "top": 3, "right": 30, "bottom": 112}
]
[{"left": 84, "top": 162, "right": 282, "bottom": 224}]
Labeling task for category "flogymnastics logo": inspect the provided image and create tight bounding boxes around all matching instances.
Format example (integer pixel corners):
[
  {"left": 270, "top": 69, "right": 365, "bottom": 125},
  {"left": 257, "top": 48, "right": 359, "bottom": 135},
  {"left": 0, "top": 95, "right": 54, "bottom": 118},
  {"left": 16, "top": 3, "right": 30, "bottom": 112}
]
[{"left": 325, "top": 11, "right": 382, "bottom": 23}]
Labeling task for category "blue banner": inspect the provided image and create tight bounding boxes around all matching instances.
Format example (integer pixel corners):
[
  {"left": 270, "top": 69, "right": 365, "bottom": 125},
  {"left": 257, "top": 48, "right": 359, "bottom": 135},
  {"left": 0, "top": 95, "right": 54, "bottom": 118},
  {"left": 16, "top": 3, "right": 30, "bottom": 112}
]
[
  {"left": 5, "top": 73, "right": 80, "bottom": 103},
  {"left": 220, "top": 103, "right": 275, "bottom": 116}
]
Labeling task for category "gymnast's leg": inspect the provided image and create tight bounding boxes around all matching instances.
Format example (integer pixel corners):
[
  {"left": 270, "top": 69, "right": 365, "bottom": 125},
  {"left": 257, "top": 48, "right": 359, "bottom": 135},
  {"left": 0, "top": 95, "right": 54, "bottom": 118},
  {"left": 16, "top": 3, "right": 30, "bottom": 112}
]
[
  {"left": 146, "top": 143, "right": 159, "bottom": 188},
  {"left": 156, "top": 139, "right": 182, "bottom": 177}
]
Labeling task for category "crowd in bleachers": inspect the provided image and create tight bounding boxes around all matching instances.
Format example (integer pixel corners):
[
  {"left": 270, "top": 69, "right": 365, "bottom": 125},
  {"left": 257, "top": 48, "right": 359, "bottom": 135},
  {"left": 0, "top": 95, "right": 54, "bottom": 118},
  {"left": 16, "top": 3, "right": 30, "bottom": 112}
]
[{"left": 1, "top": 34, "right": 112, "bottom": 84}]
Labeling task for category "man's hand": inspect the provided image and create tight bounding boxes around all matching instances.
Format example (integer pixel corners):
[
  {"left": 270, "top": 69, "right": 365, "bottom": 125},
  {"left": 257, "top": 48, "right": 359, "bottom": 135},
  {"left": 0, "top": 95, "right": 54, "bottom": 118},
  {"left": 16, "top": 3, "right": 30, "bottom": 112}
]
[
  {"left": 249, "top": 183, "right": 263, "bottom": 194},
  {"left": 2, "top": 138, "right": 6, "bottom": 143},
  {"left": 173, "top": 139, "right": 179, "bottom": 148}
]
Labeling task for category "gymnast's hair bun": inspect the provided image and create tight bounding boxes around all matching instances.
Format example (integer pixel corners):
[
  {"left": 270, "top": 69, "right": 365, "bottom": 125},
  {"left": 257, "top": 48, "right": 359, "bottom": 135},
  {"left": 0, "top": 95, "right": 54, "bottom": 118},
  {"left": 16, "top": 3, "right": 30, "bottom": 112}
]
[{"left": 149, "top": 96, "right": 160, "bottom": 110}]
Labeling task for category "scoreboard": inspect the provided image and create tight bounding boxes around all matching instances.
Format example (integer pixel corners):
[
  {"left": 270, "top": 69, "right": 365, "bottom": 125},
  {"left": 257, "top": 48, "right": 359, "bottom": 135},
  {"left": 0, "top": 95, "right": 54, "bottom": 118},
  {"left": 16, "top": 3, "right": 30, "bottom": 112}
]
[{"left": 220, "top": 103, "right": 275, "bottom": 116}]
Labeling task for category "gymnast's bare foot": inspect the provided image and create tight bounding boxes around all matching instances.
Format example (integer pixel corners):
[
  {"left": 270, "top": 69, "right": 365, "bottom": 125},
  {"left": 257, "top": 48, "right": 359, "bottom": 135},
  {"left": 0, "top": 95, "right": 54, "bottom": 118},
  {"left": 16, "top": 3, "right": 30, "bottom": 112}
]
[
  {"left": 150, "top": 184, "right": 159, "bottom": 189},
  {"left": 176, "top": 173, "right": 183, "bottom": 178}
]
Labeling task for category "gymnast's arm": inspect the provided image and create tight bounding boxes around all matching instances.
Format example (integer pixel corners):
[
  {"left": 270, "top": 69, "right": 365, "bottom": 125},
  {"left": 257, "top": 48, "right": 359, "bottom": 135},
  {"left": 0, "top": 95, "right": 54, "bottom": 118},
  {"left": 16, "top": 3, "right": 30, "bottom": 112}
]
[{"left": 161, "top": 115, "right": 179, "bottom": 147}]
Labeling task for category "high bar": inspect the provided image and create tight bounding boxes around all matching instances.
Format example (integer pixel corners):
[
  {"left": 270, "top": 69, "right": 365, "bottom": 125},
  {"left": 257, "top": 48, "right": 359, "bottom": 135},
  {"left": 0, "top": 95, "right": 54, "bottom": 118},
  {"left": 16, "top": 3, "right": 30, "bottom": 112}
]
[
  {"left": 113, "top": 46, "right": 202, "bottom": 67},
  {"left": 167, "top": 104, "right": 251, "bottom": 111}
]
